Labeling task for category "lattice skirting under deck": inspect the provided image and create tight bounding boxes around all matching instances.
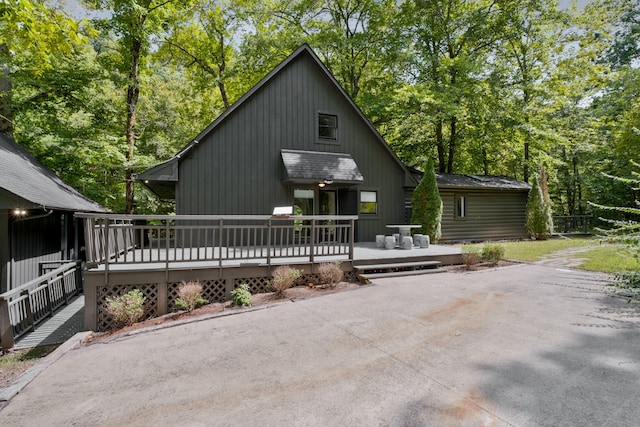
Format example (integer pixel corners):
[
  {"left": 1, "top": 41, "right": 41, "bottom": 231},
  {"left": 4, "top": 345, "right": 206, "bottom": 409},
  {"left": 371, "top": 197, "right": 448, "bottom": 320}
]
[
  {"left": 91, "top": 264, "right": 358, "bottom": 331},
  {"left": 167, "top": 279, "right": 227, "bottom": 312}
]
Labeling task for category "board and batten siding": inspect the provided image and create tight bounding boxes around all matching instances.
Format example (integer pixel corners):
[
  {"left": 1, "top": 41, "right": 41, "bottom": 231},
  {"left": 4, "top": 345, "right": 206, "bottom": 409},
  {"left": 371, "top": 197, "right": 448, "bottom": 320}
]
[
  {"left": 176, "top": 51, "right": 407, "bottom": 242},
  {"left": 4, "top": 213, "right": 64, "bottom": 291},
  {"left": 439, "top": 189, "right": 529, "bottom": 242},
  {"left": 1, "top": 210, "right": 8, "bottom": 293}
]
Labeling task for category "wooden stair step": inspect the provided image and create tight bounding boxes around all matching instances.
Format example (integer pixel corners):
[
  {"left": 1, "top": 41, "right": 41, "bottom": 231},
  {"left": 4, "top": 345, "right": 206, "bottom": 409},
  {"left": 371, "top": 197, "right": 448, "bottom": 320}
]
[
  {"left": 353, "top": 260, "right": 441, "bottom": 272},
  {"left": 359, "top": 268, "right": 447, "bottom": 280}
]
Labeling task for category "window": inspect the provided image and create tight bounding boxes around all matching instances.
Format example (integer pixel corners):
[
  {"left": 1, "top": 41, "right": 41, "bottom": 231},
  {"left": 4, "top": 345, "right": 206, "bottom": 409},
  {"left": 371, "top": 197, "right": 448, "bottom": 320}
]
[
  {"left": 318, "top": 113, "right": 338, "bottom": 141},
  {"left": 360, "top": 191, "right": 377, "bottom": 215},
  {"left": 455, "top": 195, "right": 466, "bottom": 219}
]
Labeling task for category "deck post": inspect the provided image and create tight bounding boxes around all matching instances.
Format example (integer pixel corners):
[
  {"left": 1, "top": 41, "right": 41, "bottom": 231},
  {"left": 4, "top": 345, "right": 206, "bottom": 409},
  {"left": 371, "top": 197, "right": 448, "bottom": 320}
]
[
  {"left": 75, "top": 260, "right": 83, "bottom": 293},
  {"left": 218, "top": 218, "right": 224, "bottom": 272},
  {"left": 157, "top": 282, "right": 167, "bottom": 316},
  {"left": 45, "top": 279, "right": 54, "bottom": 317},
  {"left": 267, "top": 218, "right": 272, "bottom": 274},
  {"left": 310, "top": 219, "right": 315, "bottom": 265},
  {"left": 349, "top": 218, "right": 354, "bottom": 260},
  {"left": 104, "top": 218, "right": 110, "bottom": 285},
  {"left": 84, "top": 274, "right": 98, "bottom": 331},
  {"left": 22, "top": 290, "right": 35, "bottom": 332},
  {"left": 164, "top": 218, "right": 170, "bottom": 284},
  {"left": 0, "top": 296, "right": 15, "bottom": 351}
]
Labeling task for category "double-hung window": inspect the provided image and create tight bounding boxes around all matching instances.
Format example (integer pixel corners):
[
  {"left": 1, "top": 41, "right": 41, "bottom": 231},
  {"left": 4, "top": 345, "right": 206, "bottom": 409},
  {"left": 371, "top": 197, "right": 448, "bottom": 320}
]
[
  {"left": 360, "top": 191, "right": 377, "bottom": 215},
  {"left": 318, "top": 113, "right": 338, "bottom": 141}
]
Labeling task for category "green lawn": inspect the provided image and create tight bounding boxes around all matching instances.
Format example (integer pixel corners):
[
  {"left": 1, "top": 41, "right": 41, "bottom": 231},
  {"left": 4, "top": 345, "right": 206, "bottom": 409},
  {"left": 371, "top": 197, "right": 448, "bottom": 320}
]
[
  {"left": 576, "top": 246, "right": 640, "bottom": 273},
  {"left": 461, "top": 237, "right": 640, "bottom": 274}
]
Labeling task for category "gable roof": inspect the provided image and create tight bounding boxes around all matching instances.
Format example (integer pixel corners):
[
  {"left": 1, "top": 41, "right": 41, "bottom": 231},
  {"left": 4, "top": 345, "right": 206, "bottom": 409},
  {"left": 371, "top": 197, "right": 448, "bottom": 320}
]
[
  {"left": 138, "top": 44, "right": 416, "bottom": 197},
  {"left": 0, "top": 132, "right": 105, "bottom": 212}
]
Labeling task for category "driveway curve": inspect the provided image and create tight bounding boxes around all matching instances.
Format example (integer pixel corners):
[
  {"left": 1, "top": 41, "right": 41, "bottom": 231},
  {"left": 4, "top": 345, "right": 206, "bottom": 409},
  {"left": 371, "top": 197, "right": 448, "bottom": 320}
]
[{"left": 2, "top": 264, "right": 639, "bottom": 426}]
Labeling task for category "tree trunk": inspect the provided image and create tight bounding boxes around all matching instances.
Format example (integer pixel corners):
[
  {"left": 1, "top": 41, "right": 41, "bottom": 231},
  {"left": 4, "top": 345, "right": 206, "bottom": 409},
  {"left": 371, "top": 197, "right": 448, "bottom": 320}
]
[
  {"left": 482, "top": 145, "right": 488, "bottom": 175},
  {"left": 573, "top": 152, "right": 582, "bottom": 215},
  {"left": 0, "top": 45, "right": 12, "bottom": 135},
  {"left": 447, "top": 116, "right": 456, "bottom": 173},
  {"left": 435, "top": 119, "right": 446, "bottom": 173},
  {"left": 524, "top": 141, "right": 530, "bottom": 183},
  {"left": 125, "top": 36, "right": 142, "bottom": 214},
  {"left": 217, "top": 31, "right": 230, "bottom": 109}
]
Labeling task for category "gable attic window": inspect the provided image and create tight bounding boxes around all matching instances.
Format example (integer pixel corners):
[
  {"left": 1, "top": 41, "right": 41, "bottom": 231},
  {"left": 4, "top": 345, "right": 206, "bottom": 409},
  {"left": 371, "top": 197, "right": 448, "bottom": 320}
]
[{"left": 318, "top": 113, "right": 338, "bottom": 142}]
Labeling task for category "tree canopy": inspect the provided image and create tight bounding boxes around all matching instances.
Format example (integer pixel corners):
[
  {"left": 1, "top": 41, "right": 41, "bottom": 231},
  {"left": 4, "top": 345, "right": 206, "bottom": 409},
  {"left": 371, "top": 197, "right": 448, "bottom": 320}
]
[{"left": 2, "top": 0, "right": 638, "bottom": 220}]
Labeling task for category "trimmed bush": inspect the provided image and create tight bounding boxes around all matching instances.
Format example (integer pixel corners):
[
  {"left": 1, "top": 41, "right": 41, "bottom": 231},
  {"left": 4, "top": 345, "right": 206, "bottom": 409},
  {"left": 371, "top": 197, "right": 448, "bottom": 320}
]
[
  {"left": 317, "top": 262, "right": 343, "bottom": 287},
  {"left": 231, "top": 284, "right": 252, "bottom": 307},
  {"left": 105, "top": 289, "right": 146, "bottom": 328},
  {"left": 411, "top": 158, "right": 442, "bottom": 242},
  {"left": 270, "top": 265, "right": 302, "bottom": 296},
  {"left": 481, "top": 244, "right": 505, "bottom": 265},
  {"left": 175, "top": 281, "right": 208, "bottom": 312},
  {"left": 462, "top": 251, "right": 481, "bottom": 269}
]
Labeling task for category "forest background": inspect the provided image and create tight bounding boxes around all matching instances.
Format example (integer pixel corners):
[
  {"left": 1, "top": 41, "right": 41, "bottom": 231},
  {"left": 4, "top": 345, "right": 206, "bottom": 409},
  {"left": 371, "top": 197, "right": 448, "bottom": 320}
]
[{"left": 1, "top": 0, "right": 638, "bottom": 221}]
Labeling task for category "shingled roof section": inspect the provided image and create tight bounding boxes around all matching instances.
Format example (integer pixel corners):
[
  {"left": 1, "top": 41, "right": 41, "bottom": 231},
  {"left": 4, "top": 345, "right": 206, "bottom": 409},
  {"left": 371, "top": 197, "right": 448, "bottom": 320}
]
[
  {"left": 0, "top": 132, "right": 105, "bottom": 212},
  {"left": 436, "top": 174, "right": 531, "bottom": 190},
  {"left": 281, "top": 149, "right": 364, "bottom": 184}
]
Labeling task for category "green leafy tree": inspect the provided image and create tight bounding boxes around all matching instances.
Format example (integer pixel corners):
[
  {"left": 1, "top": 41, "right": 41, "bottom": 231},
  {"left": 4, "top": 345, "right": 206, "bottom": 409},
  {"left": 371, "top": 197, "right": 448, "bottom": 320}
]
[
  {"left": 589, "top": 162, "right": 640, "bottom": 299},
  {"left": 156, "top": 0, "right": 259, "bottom": 112},
  {"left": 0, "top": 0, "right": 84, "bottom": 133},
  {"left": 590, "top": 162, "right": 640, "bottom": 257},
  {"left": 411, "top": 158, "right": 442, "bottom": 242},
  {"left": 85, "top": 0, "right": 193, "bottom": 213},
  {"left": 526, "top": 170, "right": 553, "bottom": 239},
  {"left": 262, "top": 0, "right": 398, "bottom": 103},
  {"left": 398, "top": 0, "right": 512, "bottom": 174}
]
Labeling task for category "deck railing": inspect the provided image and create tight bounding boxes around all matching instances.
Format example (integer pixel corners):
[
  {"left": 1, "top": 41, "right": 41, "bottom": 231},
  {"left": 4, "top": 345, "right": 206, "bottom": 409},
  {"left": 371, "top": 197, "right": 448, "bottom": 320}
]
[
  {"left": 77, "top": 213, "right": 358, "bottom": 271},
  {"left": 0, "top": 261, "right": 81, "bottom": 351}
]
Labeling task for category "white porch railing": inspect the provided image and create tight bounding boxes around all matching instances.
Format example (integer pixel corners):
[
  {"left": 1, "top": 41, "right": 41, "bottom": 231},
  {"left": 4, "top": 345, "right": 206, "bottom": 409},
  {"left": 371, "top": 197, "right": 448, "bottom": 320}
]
[{"left": 0, "top": 261, "right": 81, "bottom": 351}]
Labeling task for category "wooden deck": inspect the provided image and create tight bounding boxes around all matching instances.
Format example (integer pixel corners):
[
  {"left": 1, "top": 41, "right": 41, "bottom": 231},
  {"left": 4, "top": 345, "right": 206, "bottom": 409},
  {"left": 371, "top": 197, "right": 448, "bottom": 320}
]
[{"left": 13, "top": 296, "right": 85, "bottom": 350}]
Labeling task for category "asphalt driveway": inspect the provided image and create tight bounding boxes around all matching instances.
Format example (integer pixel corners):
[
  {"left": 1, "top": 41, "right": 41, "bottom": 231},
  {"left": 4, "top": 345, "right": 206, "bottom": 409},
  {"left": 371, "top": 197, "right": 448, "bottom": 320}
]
[{"left": 1, "top": 264, "right": 639, "bottom": 426}]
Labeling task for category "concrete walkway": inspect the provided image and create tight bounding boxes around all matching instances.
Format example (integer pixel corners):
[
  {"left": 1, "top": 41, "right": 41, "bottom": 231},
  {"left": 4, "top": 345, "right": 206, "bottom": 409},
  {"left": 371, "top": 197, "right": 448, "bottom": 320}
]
[{"left": 1, "top": 264, "right": 639, "bottom": 426}]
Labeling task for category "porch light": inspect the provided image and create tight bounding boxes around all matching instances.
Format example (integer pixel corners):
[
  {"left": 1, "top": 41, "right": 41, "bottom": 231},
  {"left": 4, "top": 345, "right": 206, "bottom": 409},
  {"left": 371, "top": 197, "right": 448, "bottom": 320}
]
[
  {"left": 13, "top": 209, "right": 27, "bottom": 216},
  {"left": 318, "top": 182, "right": 325, "bottom": 188}
]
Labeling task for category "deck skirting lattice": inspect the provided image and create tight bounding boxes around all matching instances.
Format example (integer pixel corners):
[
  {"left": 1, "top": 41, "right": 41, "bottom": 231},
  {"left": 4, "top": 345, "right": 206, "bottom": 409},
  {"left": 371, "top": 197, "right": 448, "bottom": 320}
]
[
  {"left": 168, "top": 279, "right": 227, "bottom": 312},
  {"left": 233, "top": 277, "right": 271, "bottom": 294}
]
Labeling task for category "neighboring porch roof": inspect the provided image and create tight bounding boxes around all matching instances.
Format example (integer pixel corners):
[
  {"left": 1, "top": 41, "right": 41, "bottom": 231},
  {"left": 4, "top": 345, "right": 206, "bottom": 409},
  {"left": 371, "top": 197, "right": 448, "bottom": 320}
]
[
  {"left": 281, "top": 149, "right": 364, "bottom": 185},
  {"left": 135, "top": 157, "right": 178, "bottom": 199},
  {"left": 0, "top": 132, "right": 104, "bottom": 212}
]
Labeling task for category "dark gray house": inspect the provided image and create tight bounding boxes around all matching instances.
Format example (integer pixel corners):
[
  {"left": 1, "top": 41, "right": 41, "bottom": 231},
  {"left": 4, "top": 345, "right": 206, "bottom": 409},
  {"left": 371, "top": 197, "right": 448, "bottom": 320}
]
[
  {"left": 139, "top": 44, "right": 531, "bottom": 243},
  {"left": 432, "top": 174, "right": 530, "bottom": 242},
  {"left": 0, "top": 133, "right": 104, "bottom": 293},
  {"left": 139, "top": 44, "right": 416, "bottom": 242}
]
